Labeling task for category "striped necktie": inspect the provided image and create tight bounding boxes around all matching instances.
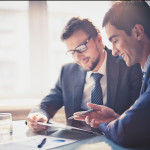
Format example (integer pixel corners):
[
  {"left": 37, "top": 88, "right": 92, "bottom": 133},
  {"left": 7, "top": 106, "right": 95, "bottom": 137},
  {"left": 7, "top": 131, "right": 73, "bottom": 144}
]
[
  {"left": 91, "top": 73, "right": 103, "bottom": 105},
  {"left": 90, "top": 73, "right": 103, "bottom": 134}
]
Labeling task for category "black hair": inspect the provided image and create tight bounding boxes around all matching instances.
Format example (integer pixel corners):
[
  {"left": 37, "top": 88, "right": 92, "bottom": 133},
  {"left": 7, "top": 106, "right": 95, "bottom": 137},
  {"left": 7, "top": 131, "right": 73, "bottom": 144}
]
[
  {"left": 61, "top": 17, "right": 100, "bottom": 41},
  {"left": 102, "top": 1, "right": 150, "bottom": 39}
]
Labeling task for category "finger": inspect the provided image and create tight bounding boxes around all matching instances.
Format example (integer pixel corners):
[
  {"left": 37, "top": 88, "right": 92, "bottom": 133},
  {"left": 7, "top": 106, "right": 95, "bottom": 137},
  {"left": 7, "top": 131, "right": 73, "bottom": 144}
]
[
  {"left": 74, "top": 115, "right": 86, "bottom": 121},
  {"left": 27, "top": 117, "right": 38, "bottom": 127},
  {"left": 32, "top": 115, "right": 38, "bottom": 121},
  {"left": 37, "top": 124, "right": 48, "bottom": 130},
  {"left": 29, "top": 120, "right": 48, "bottom": 133},
  {"left": 90, "top": 119, "right": 96, "bottom": 128},
  {"left": 74, "top": 111, "right": 86, "bottom": 116},
  {"left": 36, "top": 116, "right": 47, "bottom": 123},
  {"left": 87, "top": 103, "right": 103, "bottom": 111},
  {"left": 85, "top": 116, "right": 91, "bottom": 125},
  {"left": 31, "top": 126, "right": 47, "bottom": 133},
  {"left": 27, "top": 113, "right": 38, "bottom": 123}
]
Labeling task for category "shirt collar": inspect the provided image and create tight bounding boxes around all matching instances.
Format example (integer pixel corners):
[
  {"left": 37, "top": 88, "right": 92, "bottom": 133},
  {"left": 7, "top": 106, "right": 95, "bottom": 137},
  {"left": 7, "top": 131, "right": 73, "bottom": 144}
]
[
  {"left": 87, "top": 50, "right": 107, "bottom": 79},
  {"left": 142, "top": 54, "right": 150, "bottom": 74}
]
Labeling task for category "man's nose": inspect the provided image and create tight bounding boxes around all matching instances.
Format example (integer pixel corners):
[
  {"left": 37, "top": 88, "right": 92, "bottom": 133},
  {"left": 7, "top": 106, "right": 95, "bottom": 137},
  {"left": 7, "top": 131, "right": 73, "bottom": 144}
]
[
  {"left": 112, "top": 45, "right": 118, "bottom": 56},
  {"left": 74, "top": 51, "right": 83, "bottom": 59}
]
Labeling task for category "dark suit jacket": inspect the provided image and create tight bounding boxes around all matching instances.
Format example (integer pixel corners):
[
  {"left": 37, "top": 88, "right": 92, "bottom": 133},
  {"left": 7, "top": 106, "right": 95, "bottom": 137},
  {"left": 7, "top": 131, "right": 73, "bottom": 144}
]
[
  {"left": 99, "top": 66, "right": 150, "bottom": 148},
  {"left": 34, "top": 48, "right": 142, "bottom": 128}
]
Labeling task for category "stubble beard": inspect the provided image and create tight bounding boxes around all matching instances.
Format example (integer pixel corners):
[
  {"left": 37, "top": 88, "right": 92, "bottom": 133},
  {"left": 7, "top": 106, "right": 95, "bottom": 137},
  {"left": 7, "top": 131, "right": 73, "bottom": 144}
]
[
  {"left": 82, "top": 56, "right": 100, "bottom": 71},
  {"left": 89, "top": 57, "right": 100, "bottom": 71},
  {"left": 89, "top": 47, "right": 101, "bottom": 71},
  {"left": 81, "top": 46, "right": 101, "bottom": 71}
]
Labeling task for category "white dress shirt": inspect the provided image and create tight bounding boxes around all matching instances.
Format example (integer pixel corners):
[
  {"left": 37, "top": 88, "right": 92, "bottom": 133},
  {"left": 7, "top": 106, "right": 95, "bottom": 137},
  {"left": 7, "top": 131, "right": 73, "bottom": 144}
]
[
  {"left": 81, "top": 50, "right": 107, "bottom": 110},
  {"left": 141, "top": 54, "right": 150, "bottom": 77}
]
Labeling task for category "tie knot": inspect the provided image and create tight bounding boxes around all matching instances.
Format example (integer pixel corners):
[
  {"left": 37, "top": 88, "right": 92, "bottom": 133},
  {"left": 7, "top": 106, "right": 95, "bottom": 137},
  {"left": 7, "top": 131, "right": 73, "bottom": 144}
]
[{"left": 91, "top": 73, "right": 103, "bottom": 82}]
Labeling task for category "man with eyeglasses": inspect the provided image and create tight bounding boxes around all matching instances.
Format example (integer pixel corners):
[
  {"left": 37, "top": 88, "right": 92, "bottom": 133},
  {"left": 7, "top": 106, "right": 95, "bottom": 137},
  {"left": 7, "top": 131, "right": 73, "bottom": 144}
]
[{"left": 26, "top": 17, "right": 142, "bottom": 133}]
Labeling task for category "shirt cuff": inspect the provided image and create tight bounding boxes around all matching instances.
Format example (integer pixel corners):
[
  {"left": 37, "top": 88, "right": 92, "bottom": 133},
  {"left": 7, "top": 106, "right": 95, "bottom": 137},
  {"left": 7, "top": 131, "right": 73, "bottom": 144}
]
[{"left": 99, "top": 122, "right": 110, "bottom": 135}]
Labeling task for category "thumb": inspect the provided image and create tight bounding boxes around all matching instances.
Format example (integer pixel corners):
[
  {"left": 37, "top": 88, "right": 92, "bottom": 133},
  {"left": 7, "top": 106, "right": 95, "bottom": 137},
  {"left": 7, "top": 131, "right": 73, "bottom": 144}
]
[{"left": 87, "top": 103, "right": 102, "bottom": 111}]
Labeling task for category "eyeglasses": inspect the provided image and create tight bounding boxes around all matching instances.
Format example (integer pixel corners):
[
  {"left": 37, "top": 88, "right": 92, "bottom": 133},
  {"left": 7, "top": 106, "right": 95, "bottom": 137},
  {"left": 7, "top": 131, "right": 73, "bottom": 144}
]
[{"left": 66, "top": 36, "right": 92, "bottom": 57}]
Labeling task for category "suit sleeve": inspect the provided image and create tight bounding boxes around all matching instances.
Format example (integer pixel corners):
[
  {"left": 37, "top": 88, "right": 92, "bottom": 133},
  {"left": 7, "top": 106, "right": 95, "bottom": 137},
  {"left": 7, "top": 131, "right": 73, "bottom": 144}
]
[{"left": 99, "top": 77, "right": 150, "bottom": 147}]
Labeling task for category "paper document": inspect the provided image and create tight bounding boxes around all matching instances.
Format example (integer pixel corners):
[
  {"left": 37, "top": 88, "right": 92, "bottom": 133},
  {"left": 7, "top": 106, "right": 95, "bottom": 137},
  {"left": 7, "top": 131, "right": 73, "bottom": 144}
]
[{"left": 0, "top": 135, "right": 77, "bottom": 150}]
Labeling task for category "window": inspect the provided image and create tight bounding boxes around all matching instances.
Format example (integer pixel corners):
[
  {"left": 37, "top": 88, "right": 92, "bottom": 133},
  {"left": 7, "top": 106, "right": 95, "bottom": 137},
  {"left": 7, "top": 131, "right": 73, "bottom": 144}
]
[
  {"left": 0, "top": 2, "right": 29, "bottom": 98},
  {"left": 0, "top": 1, "right": 111, "bottom": 103}
]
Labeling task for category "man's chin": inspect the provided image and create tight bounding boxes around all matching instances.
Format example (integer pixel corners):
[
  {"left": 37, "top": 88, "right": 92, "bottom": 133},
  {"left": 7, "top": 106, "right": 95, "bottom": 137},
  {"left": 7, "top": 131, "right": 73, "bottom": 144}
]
[
  {"left": 81, "top": 63, "right": 96, "bottom": 71},
  {"left": 125, "top": 62, "right": 130, "bottom": 67},
  {"left": 82, "top": 66, "right": 92, "bottom": 71},
  {"left": 83, "top": 68, "right": 91, "bottom": 71},
  {"left": 125, "top": 61, "right": 135, "bottom": 67}
]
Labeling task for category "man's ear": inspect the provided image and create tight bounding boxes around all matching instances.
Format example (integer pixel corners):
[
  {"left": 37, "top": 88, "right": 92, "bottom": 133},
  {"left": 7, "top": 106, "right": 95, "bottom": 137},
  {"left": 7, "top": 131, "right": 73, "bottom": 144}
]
[
  {"left": 96, "top": 34, "right": 102, "bottom": 43},
  {"left": 132, "top": 24, "right": 144, "bottom": 40}
]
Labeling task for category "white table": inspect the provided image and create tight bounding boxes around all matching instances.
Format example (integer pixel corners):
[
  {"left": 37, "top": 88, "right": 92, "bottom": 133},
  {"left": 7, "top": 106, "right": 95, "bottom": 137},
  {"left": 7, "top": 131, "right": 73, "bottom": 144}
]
[{"left": 4, "top": 120, "right": 149, "bottom": 150}]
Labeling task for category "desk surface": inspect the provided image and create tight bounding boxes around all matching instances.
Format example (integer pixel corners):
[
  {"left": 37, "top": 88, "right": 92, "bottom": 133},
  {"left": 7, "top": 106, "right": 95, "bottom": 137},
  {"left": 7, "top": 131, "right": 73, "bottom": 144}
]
[{"left": 3, "top": 120, "right": 149, "bottom": 150}]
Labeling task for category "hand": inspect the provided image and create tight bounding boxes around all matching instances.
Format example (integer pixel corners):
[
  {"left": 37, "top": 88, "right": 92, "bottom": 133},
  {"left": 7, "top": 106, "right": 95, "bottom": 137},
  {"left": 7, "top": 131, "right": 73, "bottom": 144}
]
[
  {"left": 26, "top": 113, "right": 48, "bottom": 133},
  {"left": 74, "top": 103, "right": 119, "bottom": 128}
]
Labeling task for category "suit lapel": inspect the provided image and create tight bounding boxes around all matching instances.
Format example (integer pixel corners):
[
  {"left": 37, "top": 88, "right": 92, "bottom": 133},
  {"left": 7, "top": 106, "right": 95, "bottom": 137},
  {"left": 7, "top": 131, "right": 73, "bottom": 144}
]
[
  {"left": 106, "top": 49, "right": 119, "bottom": 109},
  {"left": 73, "top": 66, "right": 86, "bottom": 112}
]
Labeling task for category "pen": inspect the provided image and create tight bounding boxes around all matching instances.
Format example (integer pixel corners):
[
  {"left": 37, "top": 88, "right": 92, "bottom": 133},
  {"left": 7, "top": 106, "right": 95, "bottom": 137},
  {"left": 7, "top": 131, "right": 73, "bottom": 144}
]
[
  {"left": 25, "top": 121, "right": 50, "bottom": 126},
  {"left": 37, "top": 122, "right": 55, "bottom": 127},
  {"left": 37, "top": 138, "right": 47, "bottom": 148},
  {"left": 68, "top": 109, "right": 94, "bottom": 120}
]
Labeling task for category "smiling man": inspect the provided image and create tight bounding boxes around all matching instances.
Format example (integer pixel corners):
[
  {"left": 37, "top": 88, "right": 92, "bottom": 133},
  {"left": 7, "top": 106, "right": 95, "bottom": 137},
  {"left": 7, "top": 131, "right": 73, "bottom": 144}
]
[
  {"left": 74, "top": 1, "right": 150, "bottom": 148},
  {"left": 105, "top": 22, "right": 143, "bottom": 67},
  {"left": 26, "top": 17, "right": 142, "bottom": 134}
]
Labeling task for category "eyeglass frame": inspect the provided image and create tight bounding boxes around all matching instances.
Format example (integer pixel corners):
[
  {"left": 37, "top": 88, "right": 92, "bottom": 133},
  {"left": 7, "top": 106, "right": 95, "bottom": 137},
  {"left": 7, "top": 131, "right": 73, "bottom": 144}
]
[{"left": 66, "top": 35, "right": 92, "bottom": 57}]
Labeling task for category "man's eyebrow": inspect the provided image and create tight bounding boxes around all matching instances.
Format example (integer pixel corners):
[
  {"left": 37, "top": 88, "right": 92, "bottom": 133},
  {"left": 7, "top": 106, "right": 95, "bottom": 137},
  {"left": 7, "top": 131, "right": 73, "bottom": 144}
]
[
  {"left": 109, "top": 35, "right": 118, "bottom": 42},
  {"left": 75, "top": 39, "right": 87, "bottom": 49},
  {"left": 69, "top": 41, "right": 84, "bottom": 51}
]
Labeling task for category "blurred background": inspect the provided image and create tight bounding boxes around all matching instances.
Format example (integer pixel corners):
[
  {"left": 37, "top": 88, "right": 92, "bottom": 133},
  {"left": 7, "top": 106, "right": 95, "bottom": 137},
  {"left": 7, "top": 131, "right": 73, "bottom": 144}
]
[
  {"left": 6, "top": 1, "right": 150, "bottom": 123},
  {"left": 0, "top": 1, "right": 112, "bottom": 121}
]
